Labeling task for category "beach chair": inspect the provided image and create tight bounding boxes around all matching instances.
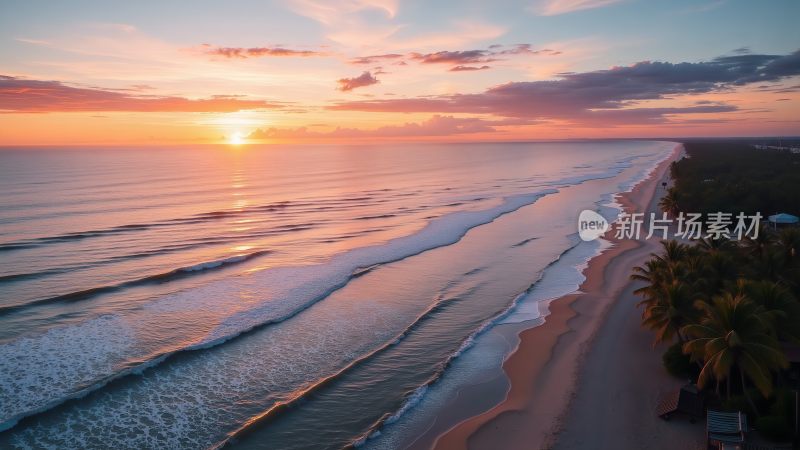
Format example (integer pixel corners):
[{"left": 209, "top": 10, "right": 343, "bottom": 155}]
[
  {"left": 706, "top": 410, "right": 746, "bottom": 449},
  {"left": 657, "top": 382, "right": 704, "bottom": 422}
]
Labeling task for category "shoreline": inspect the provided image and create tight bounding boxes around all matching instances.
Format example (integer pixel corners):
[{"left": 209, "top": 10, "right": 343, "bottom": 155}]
[{"left": 432, "top": 144, "right": 684, "bottom": 450}]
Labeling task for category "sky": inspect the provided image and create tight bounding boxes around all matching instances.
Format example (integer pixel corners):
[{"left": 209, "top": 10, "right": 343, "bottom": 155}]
[{"left": 0, "top": 0, "right": 798, "bottom": 145}]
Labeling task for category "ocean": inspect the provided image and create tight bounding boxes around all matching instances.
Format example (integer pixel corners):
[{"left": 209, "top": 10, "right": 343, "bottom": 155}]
[{"left": 0, "top": 141, "right": 674, "bottom": 449}]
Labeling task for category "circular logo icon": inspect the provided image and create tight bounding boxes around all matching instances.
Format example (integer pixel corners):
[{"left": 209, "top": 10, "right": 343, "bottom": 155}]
[{"left": 578, "top": 209, "right": 609, "bottom": 241}]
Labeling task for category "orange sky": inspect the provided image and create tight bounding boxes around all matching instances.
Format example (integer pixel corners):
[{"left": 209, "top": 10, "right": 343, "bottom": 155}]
[{"left": 1, "top": 0, "right": 799, "bottom": 145}]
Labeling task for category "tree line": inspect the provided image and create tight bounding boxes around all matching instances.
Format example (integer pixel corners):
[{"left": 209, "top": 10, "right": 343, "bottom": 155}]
[{"left": 633, "top": 141, "right": 800, "bottom": 441}]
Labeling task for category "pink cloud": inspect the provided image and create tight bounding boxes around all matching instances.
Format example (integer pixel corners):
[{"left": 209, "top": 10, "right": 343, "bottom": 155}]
[
  {"left": 349, "top": 54, "right": 404, "bottom": 64},
  {"left": 449, "top": 65, "right": 491, "bottom": 72},
  {"left": 410, "top": 50, "right": 495, "bottom": 65},
  {"left": 0, "top": 75, "right": 280, "bottom": 113},
  {"left": 495, "top": 44, "right": 562, "bottom": 56},
  {"left": 345, "top": 45, "right": 558, "bottom": 70},
  {"left": 247, "top": 115, "right": 515, "bottom": 139},
  {"left": 337, "top": 71, "right": 379, "bottom": 92},
  {"left": 535, "top": 0, "right": 625, "bottom": 16},
  {"left": 201, "top": 45, "right": 324, "bottom": 58}
]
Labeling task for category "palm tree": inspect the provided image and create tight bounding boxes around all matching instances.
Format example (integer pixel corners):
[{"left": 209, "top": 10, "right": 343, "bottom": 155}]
[
  {"left": 632, "top": 241, "right": 696, "bottom": 285},
  {"left": 678, "top": 252, "right": 707, "bottom": 290},
  {"left": 740, "top": 280, "right": 800, "bottom": 343},
  {"left": 740, "top": 229, "right": 775, "bottom": 260},
  {"left": 631, "top": 259, "right": 670, "bottom": 296},
  {"left": 682, "top": 293, "right": 788, "bottom": 414},
  {"left": 696, "top": 236, "right": 737, "bottom": 255},
  {"left": 638, "top": 280, "right": 698, "bottom": 345},
  {"left": 748, "top": 248, "right": 786, "bottom": 282},
  {"left": 653, "top": 240, "right": 689, "bottom": 267},
  {"left": 698, "top": 251, "right": 739, "bottom": 297},
  {"left": 659, "top": 188, "right": 680, "bottom": 216}
]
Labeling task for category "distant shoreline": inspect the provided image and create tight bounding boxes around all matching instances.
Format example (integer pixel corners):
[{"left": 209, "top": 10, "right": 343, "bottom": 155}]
[{"left": 2, "top": 136, "right": 798, "bottom": 150}]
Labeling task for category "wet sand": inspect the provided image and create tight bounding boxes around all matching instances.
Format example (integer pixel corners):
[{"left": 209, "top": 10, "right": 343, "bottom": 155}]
[{"left": 433, "top": 144, "right": 695, "bottom": 450}]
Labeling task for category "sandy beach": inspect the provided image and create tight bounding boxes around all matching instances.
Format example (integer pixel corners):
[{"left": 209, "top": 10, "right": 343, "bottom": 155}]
[{"left": 433, "top": 144, "right": 697, "bottom": 450}]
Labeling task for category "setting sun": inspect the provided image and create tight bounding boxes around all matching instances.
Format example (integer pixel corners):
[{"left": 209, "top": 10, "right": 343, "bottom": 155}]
[{"left": 229, "top": 132, "right": 245, "bottom": 145}]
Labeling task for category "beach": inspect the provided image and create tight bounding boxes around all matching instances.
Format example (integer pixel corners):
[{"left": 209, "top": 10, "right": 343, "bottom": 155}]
[{"left": 432, "top": 144, "right": 694, "bottom": 450}]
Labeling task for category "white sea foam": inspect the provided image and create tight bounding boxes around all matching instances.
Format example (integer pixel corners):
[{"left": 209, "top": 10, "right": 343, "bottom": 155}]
[
  {"left": 192, "top": 189, "right": 558, "bottom": 349},
  {"left": 0, "top": 315, "right": 135, "bottom": 432},
  {"left": 0, "top": 188, "right": 558, "bottom": 431},
  {"left": 385, "top": 386, "right": 428, "bottom": 425},
  {"left": 361, "top": 142, "right": 677, "bottom": 450}
]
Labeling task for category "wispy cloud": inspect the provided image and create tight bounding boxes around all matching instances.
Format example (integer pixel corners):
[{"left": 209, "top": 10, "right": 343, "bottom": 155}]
[
  {"left": 495, "top": 44, "right": 562, "bottom": 56},
  {"left": 345, "top": 44, "right": 560, "bottom": 71},
  {"left": 337, "top": 71, "right": 380, "bottom": 91},
  {"left": 386, "top": 20, "right": 507, "bottom": 51},
  {"left": 287, "top": 0, "right": 398, "bottom": 25},
  {"left": 349, "top": 54, "right": 404, "bottom": 65},
  {"left": 14, "top": 37, "right": 53, "bottom": 46},
  {"left": 449, "top": 65, "right": 491, "bottom": 72},
  {"left": 247, "top": 115, "right": 511, "bottom": 139},
  {"left": 201, "top": 45, "right": 325, "bottom": 59},
  {"left": 411, "top": 50, "right": 497, "bottom": 65},
  {"left": 0, "top": 75, "right": 280, "bottom": 113},
  {"left": 534, "top": 0, "right": 625, "bottom": 16},
  {"left": 286, "top": 0, "right": 401, "bottom": 47},
  {"left": 409, "top": 45, "right": 561, "bottom": 66}
]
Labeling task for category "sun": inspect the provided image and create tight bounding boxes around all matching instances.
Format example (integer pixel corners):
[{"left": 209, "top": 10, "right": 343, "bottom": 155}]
[{"left": 229, "top": 132, "right": 245, "bottom": 145}]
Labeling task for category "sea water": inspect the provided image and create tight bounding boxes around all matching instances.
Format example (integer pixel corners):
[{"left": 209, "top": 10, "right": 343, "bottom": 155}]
[{"left": 0, "top": 141, "right": 674, "bottom": 449}]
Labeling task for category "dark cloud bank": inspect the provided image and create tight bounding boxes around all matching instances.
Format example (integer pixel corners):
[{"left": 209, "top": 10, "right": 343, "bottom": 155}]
[{"left": 330, "top": 50, "right": 800, "bottom": 123}]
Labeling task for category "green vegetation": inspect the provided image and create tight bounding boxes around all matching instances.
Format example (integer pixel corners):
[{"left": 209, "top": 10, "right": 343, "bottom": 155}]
[
  {"left": 633, "top": 142, "right": 800, "bottom": 442},
  {"left": 665, "top": 141, "right": 800, "bottom": 215},
  {"left": 634, "top": 234, "right": 800, "bottom": 439}
]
